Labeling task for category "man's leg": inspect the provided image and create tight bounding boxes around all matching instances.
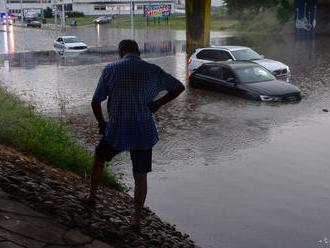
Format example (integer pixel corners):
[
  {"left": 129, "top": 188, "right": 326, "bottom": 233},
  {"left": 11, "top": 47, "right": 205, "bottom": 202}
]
[
  {"left": 89, "top": 155, "right": 105, "bottom": 202},
  {"left": 89, "top": 138, "right": 120, "bottom": 203},
  {"left": 130, "top": 149, "right": 152, "bottom": 225},
  {"left": 132, "top": 173, "right": 147, "bottom": 225}
]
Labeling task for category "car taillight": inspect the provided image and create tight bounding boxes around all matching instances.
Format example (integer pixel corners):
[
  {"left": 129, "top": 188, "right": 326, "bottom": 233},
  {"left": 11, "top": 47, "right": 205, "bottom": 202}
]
[
  {"left": 187, "top": 58, "right": 192, "bottom": 65},
  {"left": 187, "top": 72, "right": 193, "bottom": 81}
]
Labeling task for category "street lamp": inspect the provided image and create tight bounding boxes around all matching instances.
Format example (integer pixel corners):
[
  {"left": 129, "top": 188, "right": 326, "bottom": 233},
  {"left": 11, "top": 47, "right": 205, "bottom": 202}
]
[
  {"left": 54, "top": 0, "right": 57, "bottom": 28},
  {"left": 20, "top": 0, "right": 23, "bottom": 23},
  {"left": 61, "top": 0, "right": 65, "bottom": 29}
]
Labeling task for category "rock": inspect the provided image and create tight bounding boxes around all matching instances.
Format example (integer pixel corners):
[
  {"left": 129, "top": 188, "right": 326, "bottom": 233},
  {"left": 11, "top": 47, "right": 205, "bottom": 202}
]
[
  {"left": 84, "top": 240, "right": 115, "bottom": 248},
  {"left": 0, "top": 176, "right": 11, "bottom": 185},
  {"left": 64, "top": 229, "right": 93, "bottom": 244}
]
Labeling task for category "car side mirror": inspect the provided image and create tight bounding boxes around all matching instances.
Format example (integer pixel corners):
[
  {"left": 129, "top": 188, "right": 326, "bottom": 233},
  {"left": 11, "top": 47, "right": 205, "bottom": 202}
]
[
  {"left": 260, "top": 54, "right": 265, "bottom": 58},
  {"left": 81, "top": 40, "right": 84, "bottom": 42},
  {"left": 227, "top": 77, "right": 237, "bottom": 86}
]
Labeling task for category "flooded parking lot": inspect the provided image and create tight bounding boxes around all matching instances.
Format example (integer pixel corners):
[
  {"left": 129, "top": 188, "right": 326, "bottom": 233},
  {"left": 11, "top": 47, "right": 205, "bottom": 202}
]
[{"left": 1, "top": 26, "right": 330, "bottom": 248}]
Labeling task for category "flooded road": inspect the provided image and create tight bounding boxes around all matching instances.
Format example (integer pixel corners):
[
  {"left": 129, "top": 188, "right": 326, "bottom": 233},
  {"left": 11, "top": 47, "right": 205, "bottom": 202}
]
[{"left": 1, "top": 26, "right": 330, "bottom": 248}]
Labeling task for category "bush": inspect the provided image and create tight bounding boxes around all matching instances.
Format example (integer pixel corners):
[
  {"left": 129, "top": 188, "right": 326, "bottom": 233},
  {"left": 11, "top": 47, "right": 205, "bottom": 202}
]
[
  {"left": 277, "top": 0, "right": 293, "bottom": 23},
  {"left": 67, "top": 11, "right": 85, "bottom": 18},
  {"left": 0, "top": 87, "right": 121, "bottom": 190},
  {"left": 44, "top": 7, "right": 53, "bottom": 18}
]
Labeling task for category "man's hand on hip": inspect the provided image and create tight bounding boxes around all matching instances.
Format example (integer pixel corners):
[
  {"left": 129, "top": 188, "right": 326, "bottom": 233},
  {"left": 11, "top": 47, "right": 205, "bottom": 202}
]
[
  {"left": 98, "top": 121, "right": 107, "bottom": 135},
  {"left": 148, "top": 101, "right": 161, "bottom": 113}
]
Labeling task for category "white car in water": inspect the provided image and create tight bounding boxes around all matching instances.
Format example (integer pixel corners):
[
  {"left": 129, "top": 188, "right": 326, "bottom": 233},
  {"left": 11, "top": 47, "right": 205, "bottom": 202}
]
[
  {"left": 54, "top": 36, "right": 88, "bottom": 54},
  {"left": 188, "top": 46, "right": 291, "bottom": 82}
]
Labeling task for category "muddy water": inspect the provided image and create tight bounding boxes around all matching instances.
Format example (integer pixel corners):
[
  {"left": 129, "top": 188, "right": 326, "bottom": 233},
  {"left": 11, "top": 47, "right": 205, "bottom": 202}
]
[{"left": 1, "top": 26, "right": 330, "bottom": 248}]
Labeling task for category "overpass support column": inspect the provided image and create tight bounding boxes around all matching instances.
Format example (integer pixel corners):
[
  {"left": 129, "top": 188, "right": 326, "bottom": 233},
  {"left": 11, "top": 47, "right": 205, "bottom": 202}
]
[{"left": 185, "top": 0, "right": 211, "bottom": 55}]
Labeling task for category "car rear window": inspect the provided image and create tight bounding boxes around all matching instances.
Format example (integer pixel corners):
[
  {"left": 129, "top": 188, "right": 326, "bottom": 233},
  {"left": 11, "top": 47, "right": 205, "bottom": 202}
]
[{"left": 196, "top": 50, "right": 232, "bottom": 61}]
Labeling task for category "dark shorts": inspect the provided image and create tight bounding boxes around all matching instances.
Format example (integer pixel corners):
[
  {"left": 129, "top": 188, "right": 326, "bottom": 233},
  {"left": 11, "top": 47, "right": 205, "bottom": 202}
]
[{"left": 95, "top": 138, "right": 152, "bottom": 174}]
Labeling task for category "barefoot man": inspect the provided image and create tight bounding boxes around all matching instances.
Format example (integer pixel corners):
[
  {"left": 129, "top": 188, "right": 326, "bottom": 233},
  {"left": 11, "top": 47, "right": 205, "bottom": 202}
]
[{"left": 88, "top": 40, "right": 185, "bottom": 225}]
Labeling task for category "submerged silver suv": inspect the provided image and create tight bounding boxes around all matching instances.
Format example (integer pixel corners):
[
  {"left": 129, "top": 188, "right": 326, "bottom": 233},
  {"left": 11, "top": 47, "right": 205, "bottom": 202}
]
[{"left": 188, "top": 46, "right": 291, "bottom": 82}]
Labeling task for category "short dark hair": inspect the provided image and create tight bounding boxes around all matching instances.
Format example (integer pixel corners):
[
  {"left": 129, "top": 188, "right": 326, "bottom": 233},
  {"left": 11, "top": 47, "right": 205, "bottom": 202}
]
[{"left": 118, "top": 39, "right": 140, "bottom": 58}]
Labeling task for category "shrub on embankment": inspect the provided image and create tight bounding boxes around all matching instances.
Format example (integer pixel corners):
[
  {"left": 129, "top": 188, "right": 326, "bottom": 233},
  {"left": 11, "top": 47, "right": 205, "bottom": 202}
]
[
  {"left": 0, "top": 87, "right": 121, "bottom": 190},
  {"left": 224, "top": 0, "right": 294, "bottom": 33}
]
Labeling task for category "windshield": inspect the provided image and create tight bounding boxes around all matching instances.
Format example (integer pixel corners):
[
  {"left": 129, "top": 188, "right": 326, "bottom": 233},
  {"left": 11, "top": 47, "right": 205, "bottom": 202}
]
[
  {"left": 231, "top": 49, "right": 263, "bottom": 61},
  {"left": 236, "top": 66, "right": 276, "bottom": 83},
  {"left": 63, "top": 37, "right": 79, "bottom": 43}
]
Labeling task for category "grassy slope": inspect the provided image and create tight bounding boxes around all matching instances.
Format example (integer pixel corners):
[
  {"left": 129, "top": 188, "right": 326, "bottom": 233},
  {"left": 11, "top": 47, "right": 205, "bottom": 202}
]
[{"left": 0, "top": 87, "right": 121, "bottom": 190}]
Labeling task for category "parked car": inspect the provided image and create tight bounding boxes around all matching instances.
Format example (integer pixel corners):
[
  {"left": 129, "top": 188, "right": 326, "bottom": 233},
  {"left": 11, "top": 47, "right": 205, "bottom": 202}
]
[
  {"left": 0, "top": 15, "right": 14, "bottom": 25},
  {"left": 27, "top": 21, "right": 41, "bottom": 28},
  {"left": 94, "top": 16, "right": 112, "bottom": 24},
  {"left": 189, "top": 61, "right": 301, "bottom": 102},
  {"left": 53, "top": 36, "right": 88, "bottom": 54},
  {"left": 25, "top": 17, "right": 38, "bottom": 23},
  {"left": 188, "top": 46, "right": 291, "bottom": 82}
]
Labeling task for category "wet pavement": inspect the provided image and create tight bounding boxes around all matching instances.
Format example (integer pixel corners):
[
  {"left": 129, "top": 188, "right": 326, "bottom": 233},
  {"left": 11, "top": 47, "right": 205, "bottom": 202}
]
[{"left": 1, "top": 25, "right": 330, "bottom": 248}]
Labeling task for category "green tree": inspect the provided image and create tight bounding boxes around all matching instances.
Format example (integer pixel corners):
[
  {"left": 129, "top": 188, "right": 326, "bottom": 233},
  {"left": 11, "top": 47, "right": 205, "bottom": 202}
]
[
  {"left": 224, "top": 0, "right": 281, "bottom": 15},
  {"left": 44, "top": 7, "right": 53, "bottom": 18}
]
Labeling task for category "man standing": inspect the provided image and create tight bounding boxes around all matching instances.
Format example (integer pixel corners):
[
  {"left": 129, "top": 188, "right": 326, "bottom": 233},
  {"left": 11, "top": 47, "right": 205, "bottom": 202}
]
[{"left": 89, "top": 40, "right": 185, "bottom": 226}]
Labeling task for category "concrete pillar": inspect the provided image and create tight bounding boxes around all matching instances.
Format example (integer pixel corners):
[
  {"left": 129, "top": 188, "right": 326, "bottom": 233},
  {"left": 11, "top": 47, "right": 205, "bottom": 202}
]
[{"left": 185, "top": 0, "right": 211, "bottom": 55}]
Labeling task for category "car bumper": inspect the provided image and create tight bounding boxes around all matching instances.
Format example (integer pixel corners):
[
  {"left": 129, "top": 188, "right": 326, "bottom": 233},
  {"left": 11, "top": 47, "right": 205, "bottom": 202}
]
[
  {"left": 66, "top": 48, "right": 88, "bottom": 52},
  {"left": 259, "top": 92, "right": 302, "bottom": 102},
  {"left": 64, "top": 48, "right": 88, "bottom": 54},
  {"left": 55, "top": 47, "right": 88, "bottom": 55}
]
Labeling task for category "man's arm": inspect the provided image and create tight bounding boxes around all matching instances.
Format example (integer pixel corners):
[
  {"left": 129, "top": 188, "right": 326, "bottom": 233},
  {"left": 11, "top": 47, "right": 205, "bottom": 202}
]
[
  {"left": 92, "top": 66, "right": 112, "bottom": 134},
  {"left": 91, "top": 100, "right": 107, "bottom": 134},
  {"left": 149, "top": 84, "right": 185, "bottom": 113}
]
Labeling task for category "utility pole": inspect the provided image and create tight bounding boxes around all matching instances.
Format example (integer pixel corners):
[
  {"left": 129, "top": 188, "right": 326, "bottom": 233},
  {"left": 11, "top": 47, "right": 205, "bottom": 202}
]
[
  {"left": 20, "top": 0, "right": 23, "bottom": 23},
  {"left": 61, "top": 0, "right": 65, "bottom": 30},
  {"left": 54, "top": 0, "right": 57, "bottom": 29},
  {"left": 4, "top": 0, "right": 8, "bottom": 26},
  {"left": 130, "top": 0, "right": 133, "bottom": 29}
]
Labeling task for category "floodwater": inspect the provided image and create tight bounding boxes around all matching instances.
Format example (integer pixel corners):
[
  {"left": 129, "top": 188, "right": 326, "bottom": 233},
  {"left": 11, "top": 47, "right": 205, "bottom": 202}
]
[{"left": 1, "top": 25, "right": 330, "bottom": 248}]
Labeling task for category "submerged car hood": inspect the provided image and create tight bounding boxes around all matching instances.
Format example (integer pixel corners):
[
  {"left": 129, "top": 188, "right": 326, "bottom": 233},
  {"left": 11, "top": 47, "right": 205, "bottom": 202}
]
[
  {"left": 241, "top": 80, "right": 300, "bottom": 96},
  {"left": 253, "top": 59, "right": 288, "bottom": 72},
  {"left": 65, "top": 42, "right": 87, "bottom": 48}
]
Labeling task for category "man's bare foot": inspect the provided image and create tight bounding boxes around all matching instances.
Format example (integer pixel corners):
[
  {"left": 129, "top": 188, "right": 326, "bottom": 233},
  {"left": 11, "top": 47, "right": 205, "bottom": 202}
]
[{"left": 130, "top": 213, "right": 142, "bottom": 227}]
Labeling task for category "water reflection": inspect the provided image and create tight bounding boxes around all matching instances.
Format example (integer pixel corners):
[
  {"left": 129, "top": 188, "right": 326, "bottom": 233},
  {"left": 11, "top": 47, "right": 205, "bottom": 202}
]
[
  {"left": 1, "top": 25, "right": 15, "bottom": 54},
  {"left": 96, "top": 24, "right": 100, "bottom": 47},
  {"left": 0, "top": 39, "right": 185, "bottom": 69}
]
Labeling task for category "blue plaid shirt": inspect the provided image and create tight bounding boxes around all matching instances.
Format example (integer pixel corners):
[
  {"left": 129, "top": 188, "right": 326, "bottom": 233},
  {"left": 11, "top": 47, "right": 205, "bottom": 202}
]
[{"left": 93, "top": 55, "right": 183, "bottom": 150}]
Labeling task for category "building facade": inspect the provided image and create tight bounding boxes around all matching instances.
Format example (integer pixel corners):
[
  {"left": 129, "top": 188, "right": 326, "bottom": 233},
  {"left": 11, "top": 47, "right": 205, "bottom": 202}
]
[
  {"left": 72, "top": 0, "right": 175, "bottom": 16},
  {"left": 4, "top": 0, "right": 72, "bottom": 17},
  {"left": 3, "top": 0, "right": 175, "bottom": 18}
]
